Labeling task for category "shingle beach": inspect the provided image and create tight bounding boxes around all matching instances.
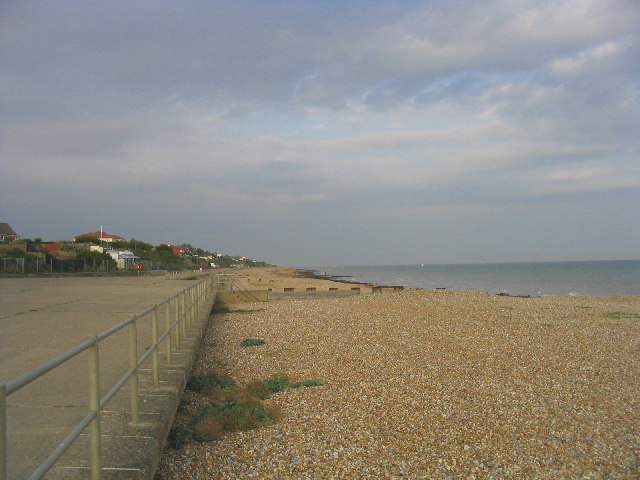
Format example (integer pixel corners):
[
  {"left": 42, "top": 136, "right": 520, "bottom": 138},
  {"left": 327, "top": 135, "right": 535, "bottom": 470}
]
[{"left": 156, "top": 268, "right": 640, "bottom": 479}]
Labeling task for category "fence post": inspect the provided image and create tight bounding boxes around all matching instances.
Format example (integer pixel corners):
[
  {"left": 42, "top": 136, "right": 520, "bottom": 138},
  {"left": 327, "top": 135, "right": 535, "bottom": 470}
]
[
  {"left": 88, "top": 335, "right": 101, "bottom": 480},
  {"left": 194, "top": 284, "right": 198, "bottom": 324},
  {"left": 203, "top": 278, "right": 207, "bottom": 305},
  {"left": 151, "top": 305, "right": 159, "bottom": 387},
  {"left": 184, "top": 288, "right": 189, "bottom": 333},
  {"left": 192, "top": 285, "right": 196, "bottom": 326},
  {"left": 1, "top": 383, "right": 6, "bottom": 480},
  {"left": 183, "top": 289, "right": 188, "bottom": 334},
  {"left": 129, "top": 317, "right": 139, "bottom": 424},
  {"left": 165, "top": 297, "right": 172, "bottom": 364},
  {"left": 189, "top": 287, "right": 194, "bottom": 330},
  {"left": 180, "top": 291, "right": 186, "bottom": 339},
  {"left": 175, "top": 293, "right": 181, "bottom": 349}
]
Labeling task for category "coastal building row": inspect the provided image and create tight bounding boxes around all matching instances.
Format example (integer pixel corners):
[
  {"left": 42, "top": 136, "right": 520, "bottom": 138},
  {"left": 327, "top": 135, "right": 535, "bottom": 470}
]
[{"left": 1, "top": 223, "right": 259, "bottom": 269}]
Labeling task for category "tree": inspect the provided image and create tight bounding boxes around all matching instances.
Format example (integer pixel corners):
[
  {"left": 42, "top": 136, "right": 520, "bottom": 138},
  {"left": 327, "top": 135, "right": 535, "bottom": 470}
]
[
  {"left": 75, "top": 236, "right": 100, "bottom": 244},
  {"left": 155, "top": 244, "right": 173, "bottom": 254},
  {"left": 130, "top": 238, "right": 152, "bottom": 252}
]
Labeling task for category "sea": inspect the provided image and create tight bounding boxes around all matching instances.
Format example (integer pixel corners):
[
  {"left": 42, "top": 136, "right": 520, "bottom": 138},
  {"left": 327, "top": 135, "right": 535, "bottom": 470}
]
[{"left": 308, "top": 260, "right": 640, "bottom": 297}]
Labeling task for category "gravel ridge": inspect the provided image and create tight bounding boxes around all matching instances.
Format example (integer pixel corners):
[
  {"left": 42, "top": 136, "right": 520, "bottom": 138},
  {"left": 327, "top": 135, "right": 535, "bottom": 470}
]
[{"left": 156, "top": 287, "right": 640, "bottom": 479}]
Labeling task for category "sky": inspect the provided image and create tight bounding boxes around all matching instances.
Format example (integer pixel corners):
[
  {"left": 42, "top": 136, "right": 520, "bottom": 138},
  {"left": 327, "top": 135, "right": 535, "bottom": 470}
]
[{"left": 1, "top": 0, "right": 639, "bottom": 266}]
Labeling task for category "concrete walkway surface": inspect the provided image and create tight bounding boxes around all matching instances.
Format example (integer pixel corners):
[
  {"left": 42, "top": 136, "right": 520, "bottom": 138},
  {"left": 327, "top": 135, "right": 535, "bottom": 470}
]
[{"left": 0, "top": 275, "right": 214, "bottom": 479}]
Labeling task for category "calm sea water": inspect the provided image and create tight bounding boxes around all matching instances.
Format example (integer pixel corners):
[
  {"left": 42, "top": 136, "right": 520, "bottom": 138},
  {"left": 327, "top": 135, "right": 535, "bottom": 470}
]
[{"left": 309, "top": 261, "right": 640, "bottom": 297}]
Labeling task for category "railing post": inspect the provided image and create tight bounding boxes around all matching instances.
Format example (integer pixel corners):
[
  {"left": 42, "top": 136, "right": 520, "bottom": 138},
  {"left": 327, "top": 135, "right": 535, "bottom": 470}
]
[
  {"left": 194, "top": 283, "right": 199, "bottom": 313},
  {"left": 1, "top": 383, "right": 6, "bottom": 480},
  {"left": 175, "top": 293, "right": 181, "bottom": 349},
  {"left": 183, "top": 289, "right": 188, "bottom": 334},
  {"left": 129, "top": 317, "right": 139, "bottom": 424},
  {"left": 184, "top": 288, "right": 190, "bottom": 333},
  {"left": 88, "top": 335, "right": 101, "bottom": 480},
  {"left": 189, "top": 287, "right": 194, "bottom": 329},
  {"left": 151, "top": 305, "right": 159, "bottom": 387},
  {"left": 194, "top": 284, "right": 199, "bottom": 322},
  {"left": 180, "top": 291, "right": 186, "bottom": 339},
  {"left": 165, "top": 297, "right": 172, "bottom": 364}
]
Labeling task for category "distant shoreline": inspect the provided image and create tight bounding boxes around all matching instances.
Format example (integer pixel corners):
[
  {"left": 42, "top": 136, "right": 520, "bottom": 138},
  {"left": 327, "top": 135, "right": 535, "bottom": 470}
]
[
  {"left": 295, "top": 267, "right": 537, "bottom": 297},
  {"left": 294, "top": 268, "right": 373, "bottom": 286},
  {"left": 302, "top": 261, "right": 640, "bottom": 297}
]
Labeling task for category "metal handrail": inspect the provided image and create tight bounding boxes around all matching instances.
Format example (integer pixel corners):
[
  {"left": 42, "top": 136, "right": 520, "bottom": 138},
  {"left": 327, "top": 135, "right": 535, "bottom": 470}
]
[{"left": 0, "top": 273, "right": 220, "bottom": 480}]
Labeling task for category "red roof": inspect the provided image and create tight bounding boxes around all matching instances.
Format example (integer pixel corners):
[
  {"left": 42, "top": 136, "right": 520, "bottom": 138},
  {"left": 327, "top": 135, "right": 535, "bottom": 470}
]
[
  {"left": 75, "top": 231, "right": 126, "bottom": 240},
  {"left": 171, "top": 245, "right": 186, "bottom": 255},
  {"left": 43, "top": 243, "right": 61, "bottom": 252}
]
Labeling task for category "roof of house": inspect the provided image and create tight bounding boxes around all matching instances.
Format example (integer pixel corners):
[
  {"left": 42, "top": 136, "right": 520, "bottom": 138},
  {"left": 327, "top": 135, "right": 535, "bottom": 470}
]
[
  {"left": 75, "top": 231, "right": 126, "bottom": 240},
  {"left": 0, "top": 223, "right": 17, "bottom": 236}
]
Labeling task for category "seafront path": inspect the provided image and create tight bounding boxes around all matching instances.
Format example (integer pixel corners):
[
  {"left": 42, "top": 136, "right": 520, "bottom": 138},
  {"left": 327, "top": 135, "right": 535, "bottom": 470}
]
[{"left": 0, "top": 273, "right": 212, "bottom": 479}]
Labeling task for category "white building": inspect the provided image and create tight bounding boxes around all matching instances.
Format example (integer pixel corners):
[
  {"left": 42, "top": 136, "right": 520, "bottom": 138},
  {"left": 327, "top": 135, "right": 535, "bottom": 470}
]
[{"left": 106, "top": 249, "right": 140, "bottom": 269}]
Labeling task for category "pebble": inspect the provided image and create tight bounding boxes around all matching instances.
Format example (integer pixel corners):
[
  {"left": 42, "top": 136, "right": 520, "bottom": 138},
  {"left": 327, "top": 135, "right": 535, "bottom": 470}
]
[{"left": 156, "top": 282, "right": 640, "bottom": 479}]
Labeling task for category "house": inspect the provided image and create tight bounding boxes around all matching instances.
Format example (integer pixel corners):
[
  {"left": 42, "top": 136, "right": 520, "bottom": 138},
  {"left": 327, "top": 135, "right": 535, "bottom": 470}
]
[
  {"left": 170, "top": 245, "right": 186, "bottom": 256},
  {"left": 106, "top": 249, "right": 140, "bottom": 269},
  {"left": 74, "top": 230, "right": 126, "bottom": 244},
  {"left": 42, "top": 243, "right": 61, "bottom": 252},
  {"left": 0, "top": 223, "right": 19, "bottom": 241}
]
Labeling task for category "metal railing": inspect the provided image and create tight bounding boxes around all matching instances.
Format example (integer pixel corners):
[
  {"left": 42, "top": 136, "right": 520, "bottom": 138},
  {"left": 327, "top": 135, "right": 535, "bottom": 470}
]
[{"left": 0, "top": 274, "right": 220, "bottom": 480}]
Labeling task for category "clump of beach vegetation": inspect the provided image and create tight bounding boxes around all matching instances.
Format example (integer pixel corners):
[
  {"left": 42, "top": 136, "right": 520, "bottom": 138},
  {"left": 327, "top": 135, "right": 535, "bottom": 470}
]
[
  {"left": 168, "top": 372, "right": 324, "bottom": 448},
  {"left": 210, "top": 300, "right": 231, "bottom": 315},
  {"left": 604, "top": 311, "right": 640, "bottom": 320},
  {"left": 240, "top": 338, "right": 266, "bottom": 347},
  {"left": 168, "top": 372, "right": 281, "bottom": 448}
]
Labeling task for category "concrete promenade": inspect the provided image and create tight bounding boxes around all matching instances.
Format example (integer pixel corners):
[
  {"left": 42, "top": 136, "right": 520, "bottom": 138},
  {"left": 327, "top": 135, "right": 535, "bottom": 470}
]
[{"left": 0, "top": 274, "right": 213, "bottom": 479}]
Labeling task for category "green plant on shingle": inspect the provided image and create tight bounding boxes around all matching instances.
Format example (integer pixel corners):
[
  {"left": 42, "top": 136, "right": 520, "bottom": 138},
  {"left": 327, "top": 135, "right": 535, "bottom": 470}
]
[
  {"left": 263, "top": 375, "right": 290, "bottom": 393},
  {"left": 246, "top": 379, "right": 271, "bottom": 399},
  {"left": 604, "top": 311, "right": 640, "bottom": 320},
  {"left": 194, "top": 415, "right": 225, "bottom": 441},
  {"left": 176, "top": 398, "right": 192, "bottom": 414},
  {"left": 186, "top": 373, "right": 235, "bottom": 394},
  {"left": 292, "top": 378, "right": 323, "bottom": 388},
  {"left": 211, "top": 300, "right": 231, "bottom": 315},
  {"left": 194, "top": 387, "right": 278, "bottom": 439},
  {"left": 233, "top": 308, "right": 266, "bottom": 313},
  {"left": 173, "top": 371, "right": 325, "bottom": 449},
  {"left": 167, "top": 425, "right": 195, "bottom": 449},
  {"left": 241, "top": 338, "right": 266, "bottom": 347},
  {"left": 170, "top": 371, "right": 285, "bottom": 448}
]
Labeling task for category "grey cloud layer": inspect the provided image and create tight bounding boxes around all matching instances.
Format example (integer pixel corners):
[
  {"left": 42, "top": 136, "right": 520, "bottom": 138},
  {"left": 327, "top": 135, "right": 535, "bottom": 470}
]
[{"left": 1, "top": 0, "right": 638, "bottom": 264}]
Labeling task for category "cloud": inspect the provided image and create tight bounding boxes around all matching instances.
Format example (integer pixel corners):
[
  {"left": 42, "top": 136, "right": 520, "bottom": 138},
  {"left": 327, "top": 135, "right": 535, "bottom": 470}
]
[
  {"left": 531, "top": 161, "right": 640, "bottom": 195},
  {"left": 1, "top": 0, "right": 639, "bottom": 264}
]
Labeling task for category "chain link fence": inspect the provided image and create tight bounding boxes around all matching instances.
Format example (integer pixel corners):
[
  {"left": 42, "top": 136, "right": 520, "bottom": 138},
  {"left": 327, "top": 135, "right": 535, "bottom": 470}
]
[
  {"left": 0, "top": 257, "right": 189, "bottom": 274},
  {"left": 0, "top": 257, "right": 116, "bottom": 274}
]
